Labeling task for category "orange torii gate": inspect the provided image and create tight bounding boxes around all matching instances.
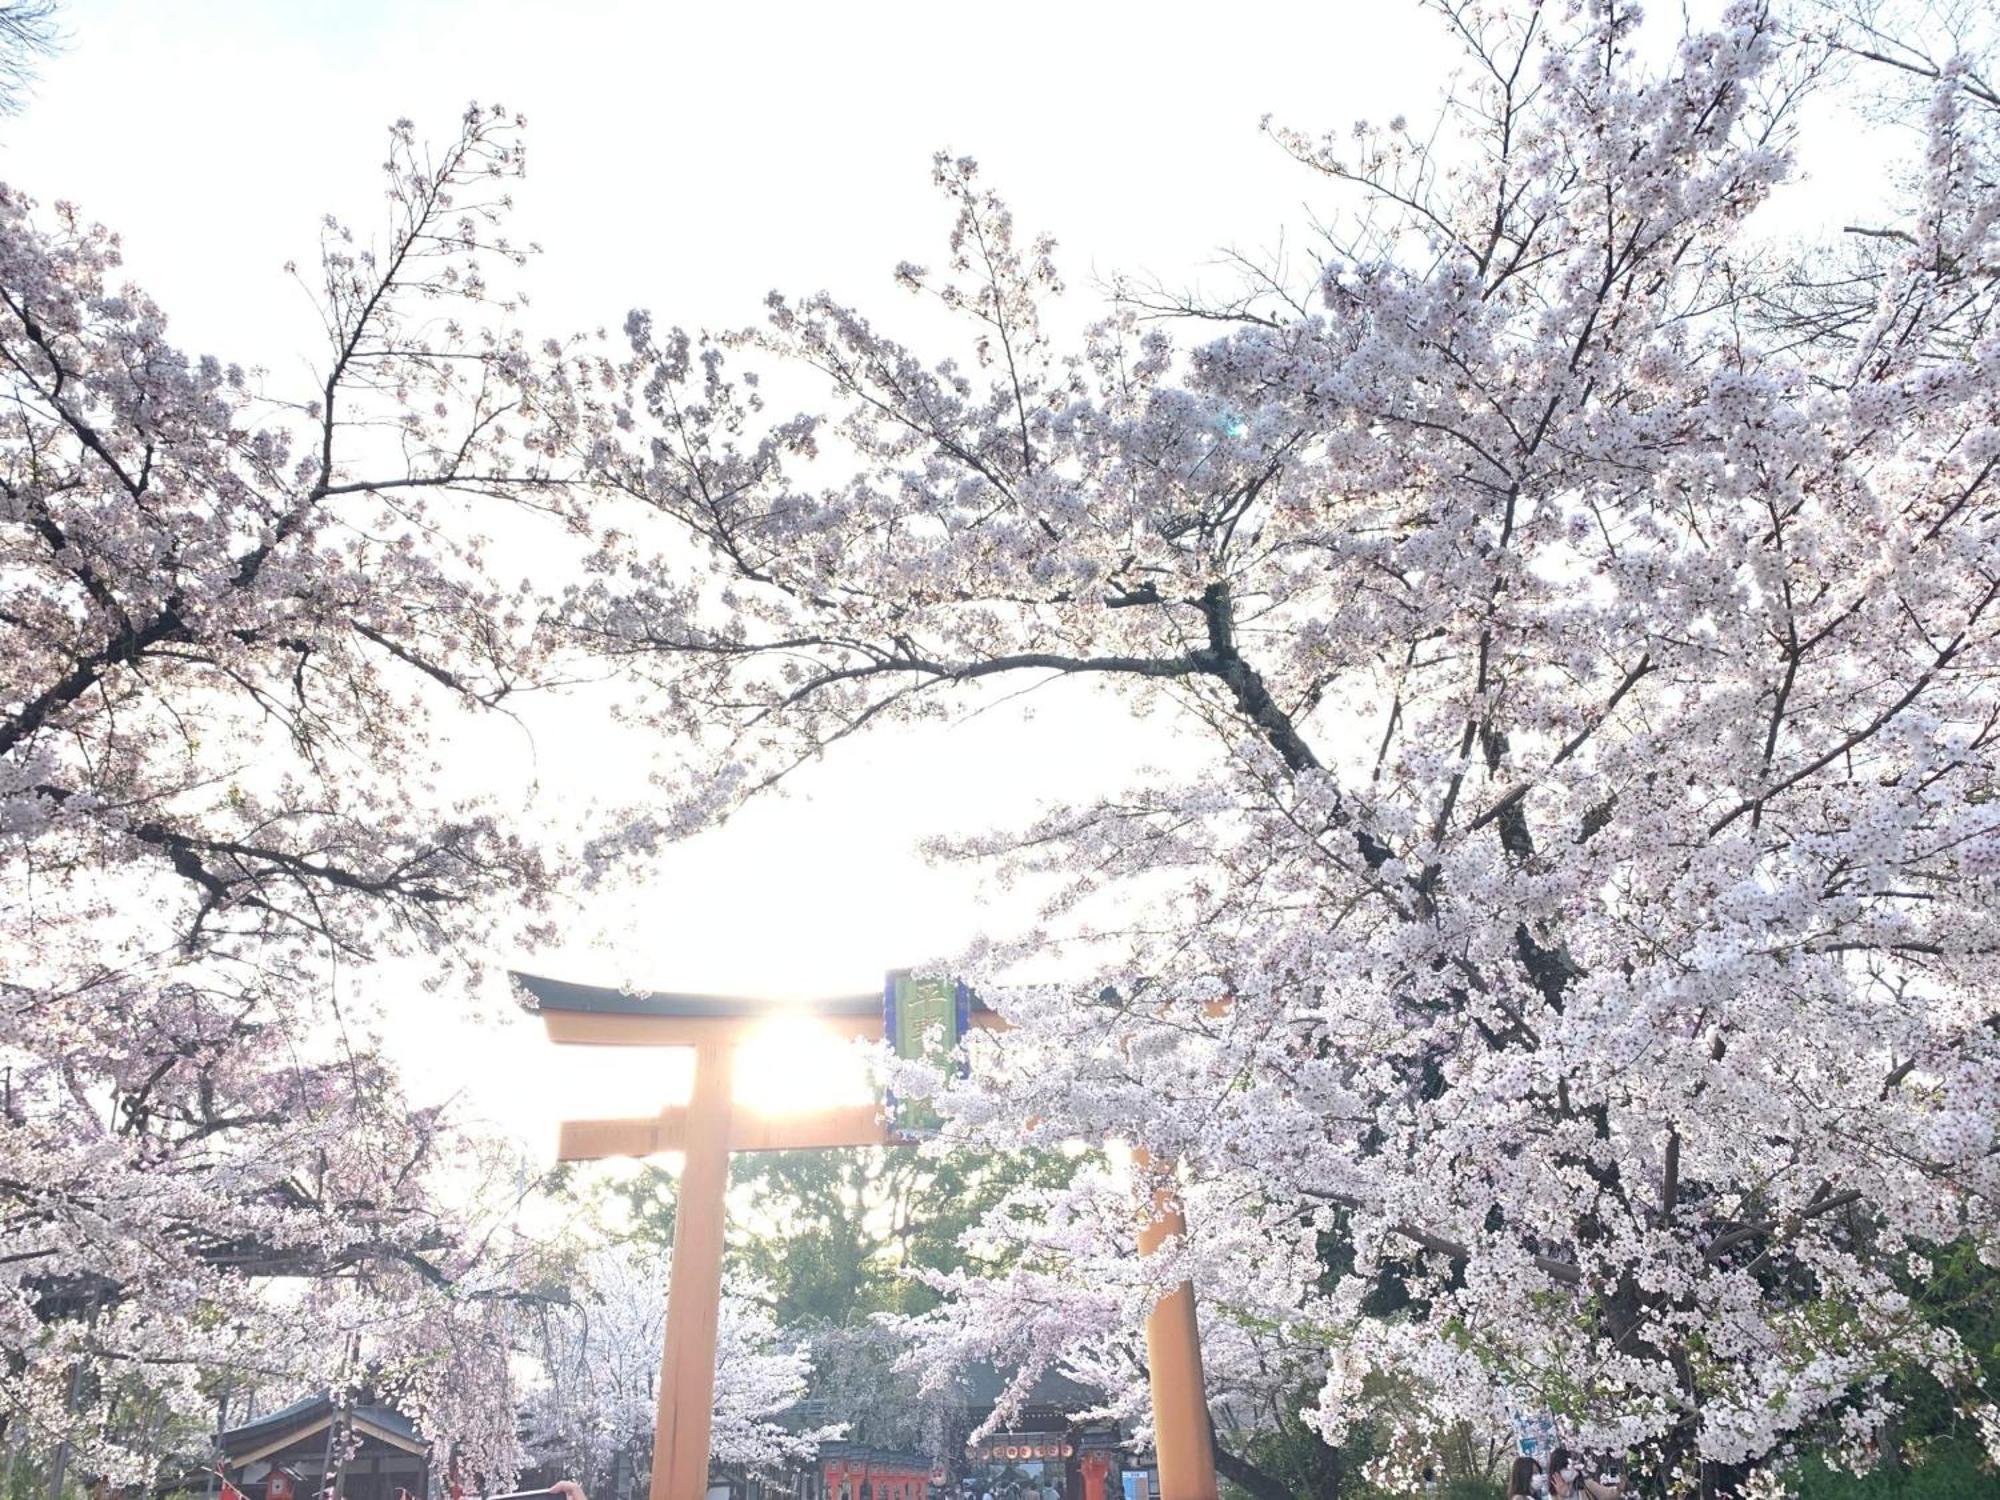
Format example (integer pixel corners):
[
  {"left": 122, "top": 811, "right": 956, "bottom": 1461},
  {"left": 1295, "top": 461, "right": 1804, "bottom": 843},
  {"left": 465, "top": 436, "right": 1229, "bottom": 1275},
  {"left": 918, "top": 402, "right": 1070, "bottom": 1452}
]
[{"left": 519, "top": 972, "right": 1217, "bottom": 1500}]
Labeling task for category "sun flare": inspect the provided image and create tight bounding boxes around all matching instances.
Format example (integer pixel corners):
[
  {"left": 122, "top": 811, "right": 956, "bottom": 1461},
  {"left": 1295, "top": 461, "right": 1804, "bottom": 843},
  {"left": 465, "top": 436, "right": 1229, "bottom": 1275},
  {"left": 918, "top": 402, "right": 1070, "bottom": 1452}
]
[{"left": 731, "top": 1014, "right": 877, "bottom": 1117}]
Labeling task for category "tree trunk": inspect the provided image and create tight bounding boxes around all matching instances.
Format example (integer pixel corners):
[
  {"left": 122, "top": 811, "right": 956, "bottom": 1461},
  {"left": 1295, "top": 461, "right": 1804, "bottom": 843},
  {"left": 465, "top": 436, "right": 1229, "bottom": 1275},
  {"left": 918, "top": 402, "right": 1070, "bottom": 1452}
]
[
  {"left": 1211, "top": 1445, "right": 1297, "bottom": 1500},
  {"left": 1306, "top": 1440, "right": 1342, "bottom": 1500}
]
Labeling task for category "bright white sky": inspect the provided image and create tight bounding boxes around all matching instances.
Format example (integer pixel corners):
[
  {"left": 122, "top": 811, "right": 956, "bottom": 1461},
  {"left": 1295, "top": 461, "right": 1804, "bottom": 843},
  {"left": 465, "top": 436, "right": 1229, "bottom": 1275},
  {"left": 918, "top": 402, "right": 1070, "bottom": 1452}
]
[{"left": 4, "top": 0, "right": 1889, "bottom": 1160}]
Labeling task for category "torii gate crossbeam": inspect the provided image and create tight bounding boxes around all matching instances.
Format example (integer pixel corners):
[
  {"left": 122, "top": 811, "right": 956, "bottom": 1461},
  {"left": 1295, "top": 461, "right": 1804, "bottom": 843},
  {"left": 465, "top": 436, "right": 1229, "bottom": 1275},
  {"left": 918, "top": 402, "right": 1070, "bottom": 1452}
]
[{"left": 519, "top": 973, "right": 1217, "bottom": 1500}]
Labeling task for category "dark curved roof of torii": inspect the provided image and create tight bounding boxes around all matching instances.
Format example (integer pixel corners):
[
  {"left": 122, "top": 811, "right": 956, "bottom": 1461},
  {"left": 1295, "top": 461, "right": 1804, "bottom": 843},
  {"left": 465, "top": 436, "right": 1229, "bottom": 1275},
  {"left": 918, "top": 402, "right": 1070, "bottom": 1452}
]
[{"left": 514, "top": 970, "right": 996, "bottom": 1021}]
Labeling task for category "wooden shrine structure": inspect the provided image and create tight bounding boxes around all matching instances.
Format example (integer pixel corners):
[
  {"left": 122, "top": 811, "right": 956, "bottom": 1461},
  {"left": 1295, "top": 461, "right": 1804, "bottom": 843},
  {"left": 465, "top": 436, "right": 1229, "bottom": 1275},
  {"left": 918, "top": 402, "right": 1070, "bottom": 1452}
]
[
  {"left": 212, "top": 1394, "right": 429, "bottom": 1500},
  {"left": 519, "top": 972, "right": 1217, "bottom": 1500}
]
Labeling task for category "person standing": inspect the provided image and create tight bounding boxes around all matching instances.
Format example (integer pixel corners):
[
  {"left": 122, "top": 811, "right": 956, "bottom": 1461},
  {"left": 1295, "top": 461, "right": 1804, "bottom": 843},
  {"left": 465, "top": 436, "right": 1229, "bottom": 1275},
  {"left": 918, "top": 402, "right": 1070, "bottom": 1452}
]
[{"left": 1548, "top": 1449, "right": 1620, "bottom": 1500}]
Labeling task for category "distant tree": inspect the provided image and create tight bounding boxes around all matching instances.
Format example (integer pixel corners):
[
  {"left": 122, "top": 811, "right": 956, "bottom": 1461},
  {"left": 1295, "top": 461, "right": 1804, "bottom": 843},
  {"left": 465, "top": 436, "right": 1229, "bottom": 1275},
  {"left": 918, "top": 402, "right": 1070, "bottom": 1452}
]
[
  {"left": 607, "top": 1145, "right": 1077, "bottom": 1325},
  {"left": 606, "top": 1146, "right": 1076, "bottom": 1451},
  {"left": 521, "top": 1249, "right": 838, "bottom": 1483},
  {"left": 798, "top": 1321, "right": 970, "bottom": 1460}
]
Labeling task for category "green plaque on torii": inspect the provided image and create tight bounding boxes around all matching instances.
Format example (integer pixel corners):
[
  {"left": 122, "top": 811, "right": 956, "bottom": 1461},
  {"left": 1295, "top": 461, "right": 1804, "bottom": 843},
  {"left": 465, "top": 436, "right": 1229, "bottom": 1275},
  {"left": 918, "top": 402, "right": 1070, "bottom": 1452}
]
[{"left": 882, "top": 969, "right": 971, "bottom": 1137}]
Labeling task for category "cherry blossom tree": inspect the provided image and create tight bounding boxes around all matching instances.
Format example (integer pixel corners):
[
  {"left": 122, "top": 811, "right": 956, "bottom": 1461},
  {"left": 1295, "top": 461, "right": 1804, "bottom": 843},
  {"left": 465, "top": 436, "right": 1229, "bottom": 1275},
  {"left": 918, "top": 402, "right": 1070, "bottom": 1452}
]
[
  {"left": 544, "top": 0, "right": 2000, "bottom": 1492},
  {"left": 1, "top": 105, "right": 595, "bottom": 1485},
  {"left": 880, "top": 1153, "right": 1421, "bottom": 1498},
  {"left": 522, "top": 1250, "right": 838, "bottom": 1483}
]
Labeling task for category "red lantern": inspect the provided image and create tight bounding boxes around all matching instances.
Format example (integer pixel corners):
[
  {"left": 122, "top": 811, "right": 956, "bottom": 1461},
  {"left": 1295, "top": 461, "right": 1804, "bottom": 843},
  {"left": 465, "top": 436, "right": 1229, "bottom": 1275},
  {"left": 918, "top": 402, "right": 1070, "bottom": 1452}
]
[{"left": 266, "top": 1471, "right": 296, "bottom": 1500}]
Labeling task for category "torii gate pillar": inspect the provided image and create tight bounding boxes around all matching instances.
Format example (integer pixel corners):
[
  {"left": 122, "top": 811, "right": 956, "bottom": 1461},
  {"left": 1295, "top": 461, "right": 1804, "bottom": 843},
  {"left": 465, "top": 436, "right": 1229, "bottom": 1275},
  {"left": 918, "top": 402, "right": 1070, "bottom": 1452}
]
[
  {"left": 519, "top": 973, "right": 1219, "bottom": 1500},
  {"left": 653, "top": 1039, "right": 733, "bottom": 1500},
  {"left": 1135, "top": 1152, "right": 1212, "bottom": 1500}
]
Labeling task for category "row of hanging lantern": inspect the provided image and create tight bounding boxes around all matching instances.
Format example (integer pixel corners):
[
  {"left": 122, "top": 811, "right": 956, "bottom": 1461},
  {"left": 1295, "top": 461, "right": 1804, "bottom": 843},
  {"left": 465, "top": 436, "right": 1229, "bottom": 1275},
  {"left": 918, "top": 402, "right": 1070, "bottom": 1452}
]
[{"left": 966, "top": 1439, "right": 1075, "bottom": 1462}]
